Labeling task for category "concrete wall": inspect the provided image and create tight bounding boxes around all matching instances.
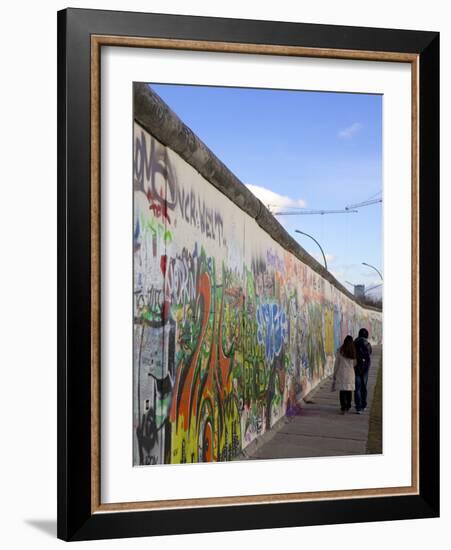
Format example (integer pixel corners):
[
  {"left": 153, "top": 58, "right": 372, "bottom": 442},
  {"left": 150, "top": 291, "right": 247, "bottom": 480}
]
[{"left": 133, "top": 87, "right": 382, "bottom": 466}]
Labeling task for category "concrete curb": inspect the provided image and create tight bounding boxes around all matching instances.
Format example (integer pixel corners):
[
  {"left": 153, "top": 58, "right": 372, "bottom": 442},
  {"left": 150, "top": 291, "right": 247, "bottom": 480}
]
[
  {"left": 235, "top": 415, "right": 293, "bottom": 460},
  {"left": 237, "top": 377, "right": 332, "bottom": 460},
  {"left": 301, "top": 375, "right": 334, "bottom": 404}
]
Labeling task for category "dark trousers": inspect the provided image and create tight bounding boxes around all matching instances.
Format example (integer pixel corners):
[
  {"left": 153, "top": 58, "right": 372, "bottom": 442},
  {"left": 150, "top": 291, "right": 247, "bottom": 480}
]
[
  {"left": 354, "top": 367, "right": 369, "bottom": 411},
  {"left": 339, "top": 390, "right": 352, "bottom": 411}
]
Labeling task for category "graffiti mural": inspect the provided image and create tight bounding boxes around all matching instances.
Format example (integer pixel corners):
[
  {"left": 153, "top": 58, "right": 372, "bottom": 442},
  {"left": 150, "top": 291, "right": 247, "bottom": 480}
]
[{"left": 133, "top": 122, "right": 382, "bottom": 466}]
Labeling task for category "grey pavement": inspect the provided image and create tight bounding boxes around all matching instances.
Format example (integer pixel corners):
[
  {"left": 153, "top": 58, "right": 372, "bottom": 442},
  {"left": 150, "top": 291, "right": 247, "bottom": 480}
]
[{"left": 243, "top": 345, "right": 382, "bottom": 460}]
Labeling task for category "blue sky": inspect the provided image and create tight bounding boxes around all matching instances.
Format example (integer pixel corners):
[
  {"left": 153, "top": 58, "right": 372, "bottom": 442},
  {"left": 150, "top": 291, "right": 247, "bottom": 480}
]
[{"left": 150, "top": 83, "right": 383, "bottom": 296}]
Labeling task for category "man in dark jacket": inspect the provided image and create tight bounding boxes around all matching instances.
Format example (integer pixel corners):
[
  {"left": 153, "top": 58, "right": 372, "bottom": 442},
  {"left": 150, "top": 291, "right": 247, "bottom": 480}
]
[{"left": 354, "top": 328, "right": 372, "bottom": 414}]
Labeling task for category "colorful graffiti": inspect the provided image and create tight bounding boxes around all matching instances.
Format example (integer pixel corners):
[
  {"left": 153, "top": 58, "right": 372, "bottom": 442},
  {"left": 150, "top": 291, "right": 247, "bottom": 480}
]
[{"left": 133, "top": 122, "right": 382, "bottom": 466}]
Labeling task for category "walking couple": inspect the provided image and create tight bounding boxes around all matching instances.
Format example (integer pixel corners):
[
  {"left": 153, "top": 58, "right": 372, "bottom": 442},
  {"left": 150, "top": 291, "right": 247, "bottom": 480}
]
[{"left": 331, "top": 328, "right": 373, "bottom": 415}]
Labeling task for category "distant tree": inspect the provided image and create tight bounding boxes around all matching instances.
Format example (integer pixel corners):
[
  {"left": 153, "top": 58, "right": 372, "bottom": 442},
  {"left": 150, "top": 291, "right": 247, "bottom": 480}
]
[{"left": 360, "top": 294, "right": 383, "bottom": 309}]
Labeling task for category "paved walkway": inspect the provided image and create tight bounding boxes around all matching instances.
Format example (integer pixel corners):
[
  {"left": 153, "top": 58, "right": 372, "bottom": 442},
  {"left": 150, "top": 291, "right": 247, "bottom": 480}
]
[{"left": 244, "top": 346, "right": 382, "bottom": 460}]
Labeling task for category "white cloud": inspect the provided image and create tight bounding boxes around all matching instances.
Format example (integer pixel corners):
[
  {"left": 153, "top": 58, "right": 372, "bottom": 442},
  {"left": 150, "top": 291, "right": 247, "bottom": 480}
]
[
  {"left": 246, "top": 183, "right": 306, "bottom": 213},
  {"left": 313, "top": 253, "right": 335, "bottom": 264},
  {"left": 338, "top": 122, "right": 363, "bottom": 139}
]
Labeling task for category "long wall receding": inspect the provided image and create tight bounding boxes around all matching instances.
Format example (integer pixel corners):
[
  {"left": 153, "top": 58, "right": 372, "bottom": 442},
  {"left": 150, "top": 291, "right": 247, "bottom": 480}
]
[{"left": 133, "top": 84, "right": 382, "bottom": 466}]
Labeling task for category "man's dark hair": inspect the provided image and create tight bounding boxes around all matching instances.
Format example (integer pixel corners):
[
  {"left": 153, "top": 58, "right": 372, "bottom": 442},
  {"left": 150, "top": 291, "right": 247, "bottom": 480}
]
[{"left": 358, "top": 328, "right": 369, "bottom": 339}]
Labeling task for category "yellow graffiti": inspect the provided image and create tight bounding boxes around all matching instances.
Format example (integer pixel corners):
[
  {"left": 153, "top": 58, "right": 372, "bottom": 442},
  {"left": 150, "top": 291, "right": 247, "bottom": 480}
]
[{"left": 324, "top": 307, "right": 335, "bottom": 355}]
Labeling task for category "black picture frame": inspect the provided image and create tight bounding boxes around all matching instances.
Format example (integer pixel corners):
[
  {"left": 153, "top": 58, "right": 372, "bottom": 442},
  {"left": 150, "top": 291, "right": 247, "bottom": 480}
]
[{"left": 57, "top": 7, "right": 439, "bottom": 542}]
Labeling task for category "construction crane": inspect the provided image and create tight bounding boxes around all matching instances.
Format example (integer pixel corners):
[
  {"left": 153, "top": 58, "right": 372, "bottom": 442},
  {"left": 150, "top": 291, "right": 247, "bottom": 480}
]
[
  {"left": 268, "top": 191, "right": 382, "bottom": 216},
  {"left": 270, "top": 190, "right": 383, "bottom": 297},
  {"left": 270, "top": 207, "right": 358, "bottom": 216},
  {"left": 345, "top": 198, "right": 382, "bottom": 210}
]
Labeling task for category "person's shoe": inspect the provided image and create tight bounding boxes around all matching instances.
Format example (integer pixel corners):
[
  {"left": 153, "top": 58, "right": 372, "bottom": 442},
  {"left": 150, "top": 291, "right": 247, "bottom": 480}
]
[
  {"left": 340, "top": 410, "right": 346, "bottom": 415},
  {"left": 356, "top": 409, "right": 362, "bottom": 415}
]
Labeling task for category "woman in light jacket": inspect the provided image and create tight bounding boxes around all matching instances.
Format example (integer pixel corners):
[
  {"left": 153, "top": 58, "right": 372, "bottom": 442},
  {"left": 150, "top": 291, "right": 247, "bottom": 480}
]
[{"left": 332, "top": 335, "right": 357, "bottom": 414}]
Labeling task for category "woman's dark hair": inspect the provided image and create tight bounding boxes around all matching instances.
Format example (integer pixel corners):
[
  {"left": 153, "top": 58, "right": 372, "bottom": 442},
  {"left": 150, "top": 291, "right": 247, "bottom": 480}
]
[{"left": 340, "top": 335, "right": 356, "bottom": 359}]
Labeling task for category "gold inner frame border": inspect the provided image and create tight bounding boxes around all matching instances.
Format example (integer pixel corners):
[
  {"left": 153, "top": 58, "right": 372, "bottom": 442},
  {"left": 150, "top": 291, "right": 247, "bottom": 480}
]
[{"left": 90, "top": 35, "right": 420, "bottom": 514}]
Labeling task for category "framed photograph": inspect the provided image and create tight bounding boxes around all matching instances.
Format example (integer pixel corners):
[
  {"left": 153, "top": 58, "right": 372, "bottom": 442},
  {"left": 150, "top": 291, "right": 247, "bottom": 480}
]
[{"left": 57, "top": 8, "right": 439, "bottom": 541}]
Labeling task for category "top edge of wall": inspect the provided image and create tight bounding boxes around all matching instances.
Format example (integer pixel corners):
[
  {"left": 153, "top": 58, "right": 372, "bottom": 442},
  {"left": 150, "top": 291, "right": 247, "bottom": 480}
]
[{"left": 133, "top": 82, "right": 382, "bottom": 314}]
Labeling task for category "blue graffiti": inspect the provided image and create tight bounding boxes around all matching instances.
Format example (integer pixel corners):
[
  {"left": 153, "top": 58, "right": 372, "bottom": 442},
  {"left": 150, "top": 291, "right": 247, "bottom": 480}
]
[
  {"left": 256, "top": 303, "right": 287, "bottom": 362},
  {"left": 334, "top": 307, "right": 342, "bottom": 351}
]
